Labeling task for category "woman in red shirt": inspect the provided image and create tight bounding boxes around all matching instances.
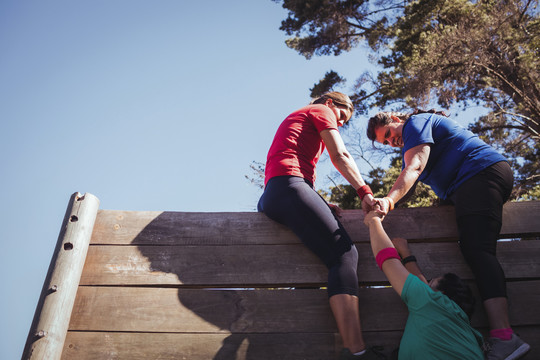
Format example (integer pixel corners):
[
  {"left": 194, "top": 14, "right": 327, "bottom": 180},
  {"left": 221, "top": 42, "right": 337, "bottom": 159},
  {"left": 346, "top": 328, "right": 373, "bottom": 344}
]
[{"left": 258, "top": 92, "right": 381, "bottom": 360}]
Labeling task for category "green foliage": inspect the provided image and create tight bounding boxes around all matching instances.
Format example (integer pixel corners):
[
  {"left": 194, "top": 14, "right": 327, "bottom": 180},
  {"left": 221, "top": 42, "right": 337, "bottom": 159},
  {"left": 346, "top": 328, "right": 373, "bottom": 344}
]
[
  {"left": 320, "top": 155, "right": 439, "bottom": 209},
  {"left": 519, "top": 183, "right": 540, "bottom": 200},
  {"left": 371, "top": 156, "right": 439, "bottom": 208},
  {"left": 273, "top": 0, "right": 540, "bottom": 198},
  {"left": 319, "top": 184, "right": 361, "bottom": 209},
  {"left": 310, "top": 70, "right": 346, "bottom": 98}
]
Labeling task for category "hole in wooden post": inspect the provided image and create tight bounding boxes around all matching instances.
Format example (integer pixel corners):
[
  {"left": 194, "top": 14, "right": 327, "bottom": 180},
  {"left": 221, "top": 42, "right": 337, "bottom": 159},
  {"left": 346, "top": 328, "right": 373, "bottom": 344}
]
[
  {"left": 64, "top": 242, "right": 73, "bottom": 250},
  {"left": 70, "top": 215, "right": 78, "bottom": 222}
]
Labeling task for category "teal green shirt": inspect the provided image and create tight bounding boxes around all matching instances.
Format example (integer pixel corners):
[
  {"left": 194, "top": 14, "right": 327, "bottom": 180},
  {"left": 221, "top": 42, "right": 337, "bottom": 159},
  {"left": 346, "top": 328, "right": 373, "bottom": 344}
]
[{"left": 399, "top": 274, "right": 484, "bottom": 359}]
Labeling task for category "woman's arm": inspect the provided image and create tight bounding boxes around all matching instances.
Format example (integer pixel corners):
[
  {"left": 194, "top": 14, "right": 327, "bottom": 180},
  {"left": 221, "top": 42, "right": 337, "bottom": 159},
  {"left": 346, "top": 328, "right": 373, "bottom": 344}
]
[
  {"left": 380, "top": 143, "right": 431, "bottom": 213},
  {"left": 391, "top": 237, "right": 428, "bottom": 284},
  {"left": 363, "top": 212, "right": 410, "bottom": 296},
  {"left": 320, "top": 129, "right": 376, "bottom": 209}
]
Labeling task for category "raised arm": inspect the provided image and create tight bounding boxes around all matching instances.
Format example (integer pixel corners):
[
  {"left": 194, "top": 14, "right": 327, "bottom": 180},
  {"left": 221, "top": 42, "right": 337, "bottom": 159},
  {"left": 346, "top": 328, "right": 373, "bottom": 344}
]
[
  {"left": 379, "top": 143, "right": 430, "bottom": 213},
  {"left": 320, "top": 129, "right": 376, "bottom": 211},
  {"left": 391, "top": 237, "right": 428, "bottom": 284},
  {"left": 363, "top": 212, "right": 410, "bottom": 296}
]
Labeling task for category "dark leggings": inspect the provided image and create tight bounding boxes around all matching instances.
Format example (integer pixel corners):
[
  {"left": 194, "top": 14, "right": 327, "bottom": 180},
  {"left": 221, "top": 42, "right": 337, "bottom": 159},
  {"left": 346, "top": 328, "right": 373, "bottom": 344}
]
[
  {"left": 450, "top": 161, "right": 514, "bottom": 301},
  {"left": 258, "top": 176, "right": 359, "bottom": 297}
]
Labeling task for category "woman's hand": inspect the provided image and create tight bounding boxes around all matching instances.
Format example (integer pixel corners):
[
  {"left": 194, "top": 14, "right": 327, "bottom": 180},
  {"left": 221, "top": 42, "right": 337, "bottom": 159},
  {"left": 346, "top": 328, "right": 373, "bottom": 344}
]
[
  {"left": 363, "top": 209, "right": 385, "bottom": 226},
  {"left": 373, "top": 197, "right": 391, "bottom": 215},
  {"left": 362, "top": 194, "right": 379, "bottom": 214},
  {"left": 391, "top": 237, "right": 411, "bottom": 258}
]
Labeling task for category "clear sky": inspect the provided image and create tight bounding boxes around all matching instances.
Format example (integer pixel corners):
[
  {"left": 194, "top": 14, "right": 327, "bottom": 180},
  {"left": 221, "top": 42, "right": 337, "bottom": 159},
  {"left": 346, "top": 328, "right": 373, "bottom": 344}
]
[
  {"left": 0, "top": 1, "right": 377, "bottom": 358},
  {"left": 0, "top": 1, "right": 481, "bottom": 359}
]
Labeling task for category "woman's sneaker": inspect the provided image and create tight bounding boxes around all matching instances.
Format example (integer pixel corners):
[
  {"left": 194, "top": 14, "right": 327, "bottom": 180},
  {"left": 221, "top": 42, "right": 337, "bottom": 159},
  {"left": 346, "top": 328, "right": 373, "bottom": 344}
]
[{"left": 485, "top": 334, "right": 530, "bottom": 360}]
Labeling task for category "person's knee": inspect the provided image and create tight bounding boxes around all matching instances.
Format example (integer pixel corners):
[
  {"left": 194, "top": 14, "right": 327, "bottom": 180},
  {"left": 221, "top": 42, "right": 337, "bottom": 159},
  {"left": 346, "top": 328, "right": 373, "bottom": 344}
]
[{"left": 327, "top": 246, "right": 359, "bottom": 297}]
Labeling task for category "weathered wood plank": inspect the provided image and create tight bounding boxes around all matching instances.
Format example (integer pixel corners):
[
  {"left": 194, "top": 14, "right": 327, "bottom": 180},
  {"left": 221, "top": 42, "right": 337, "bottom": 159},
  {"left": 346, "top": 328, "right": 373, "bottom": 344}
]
[
  {"left": 23, "top": 192, "right": 100, "bottom": 360},
  {"left": 79, "top": 240, "right": 540, "bottom": 286},
  {"left": 69, "top": 281, "right": 540, "bottom": 333},
  {"left": 61, "top": 326, "right": 540, "bottom": 360},
  {"left": 61, "top": 331, "right": 400, "bottom": 360},
  {"left": 90, "top": 201, "right": 540, "bottom": 245}
]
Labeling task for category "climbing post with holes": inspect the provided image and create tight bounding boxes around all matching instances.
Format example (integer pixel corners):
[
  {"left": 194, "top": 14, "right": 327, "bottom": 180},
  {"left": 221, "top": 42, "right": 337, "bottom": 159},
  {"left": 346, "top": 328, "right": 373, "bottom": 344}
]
[{"left": 22, "top": 192, "right": 100, "bottom": 360}]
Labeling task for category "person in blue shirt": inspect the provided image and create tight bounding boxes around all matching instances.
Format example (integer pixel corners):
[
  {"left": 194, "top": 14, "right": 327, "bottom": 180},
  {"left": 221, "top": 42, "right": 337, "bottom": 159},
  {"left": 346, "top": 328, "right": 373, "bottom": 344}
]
[{"left": 366, "top": 110, "right": 530, "bottom": 360}]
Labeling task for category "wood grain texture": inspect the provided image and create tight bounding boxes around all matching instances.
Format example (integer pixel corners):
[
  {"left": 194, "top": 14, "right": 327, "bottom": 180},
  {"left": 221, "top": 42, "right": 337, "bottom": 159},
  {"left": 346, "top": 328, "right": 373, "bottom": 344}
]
[
  {"left": 69, "top": 281, "right": 540, "bottom": 333},
  {"left": 61, "top": 327, "right": 540, "bottom": 360},
  {"left": 62, "top": 331, "right": 401, "bottom": 360},
  {"left": 79, "top": 240, "right": 540, "bottom": 286},
  {"left": 23, "top": 192, "right": 100, "bottom": 360},
  {"left": 59, "top": 201, "right": 540, "bottom": 359},
  {"left": 89, "top": 201, "right": 540, "bottom": 245}
]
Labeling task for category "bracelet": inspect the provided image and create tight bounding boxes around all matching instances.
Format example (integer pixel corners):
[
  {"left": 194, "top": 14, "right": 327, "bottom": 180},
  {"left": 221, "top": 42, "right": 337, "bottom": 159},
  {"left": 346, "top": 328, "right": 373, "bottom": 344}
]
[
  {"left": 375, "top": 247, "right": 400, "bottom": 270},
  {"left": 384, "top": 197, "right": 395, "bottom": 211},
  {"left": 356, "top": 185, "right": 373, "bottom": 201},
  {"left": 401, "top": 255, "right": 417, "bottom": 265}
]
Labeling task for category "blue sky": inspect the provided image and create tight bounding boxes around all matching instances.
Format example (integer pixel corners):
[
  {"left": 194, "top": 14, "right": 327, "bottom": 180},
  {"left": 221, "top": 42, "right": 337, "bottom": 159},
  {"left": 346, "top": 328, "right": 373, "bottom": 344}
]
[
  {"left": 0, "top": 1, "right": 484, "bottom": 359},
  {"left": 0, "top": 1, "right": 381, "bottom": 358}
]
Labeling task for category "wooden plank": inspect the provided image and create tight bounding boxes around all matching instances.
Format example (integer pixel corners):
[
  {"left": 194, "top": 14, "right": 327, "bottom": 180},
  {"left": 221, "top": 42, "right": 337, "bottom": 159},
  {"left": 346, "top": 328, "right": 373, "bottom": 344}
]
[
  {"left": 79, "top": 240, "right": 540, "bottom": 286},
  {"left": 23, "top": 192, "right": 100, "bottom": 360},
  {"left": 61, "top": 326, "right": 540, "bottom": 360},
  {"left": 61, "top": 331, "right": 403, "bottom": 360},
  {"left": 69, "top": 281, "right": 540, "bottom": 333},
  {"left": 90, "top": 210, "right": 298, "bottom": 246},
  {"left": 501, "top": 201, "right": 540, "bottom": 238},
  {"left": 89, "top": 201, "right": 540, "bottom": 245}
]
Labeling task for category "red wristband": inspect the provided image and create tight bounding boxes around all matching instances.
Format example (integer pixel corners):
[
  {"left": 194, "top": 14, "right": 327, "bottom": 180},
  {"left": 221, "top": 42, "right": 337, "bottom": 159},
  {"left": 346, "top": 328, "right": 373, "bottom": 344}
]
[
  {"left": 356, "top": 185, "right": 373, "bottom": 201},
  {"left": 375, "top": 247, "right": 400, "bottom": 270}
]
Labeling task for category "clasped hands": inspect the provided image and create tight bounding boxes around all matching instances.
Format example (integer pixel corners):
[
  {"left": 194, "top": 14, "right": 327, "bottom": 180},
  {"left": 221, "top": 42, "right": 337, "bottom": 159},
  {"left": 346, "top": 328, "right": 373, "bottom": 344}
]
[
  {"left": 328, "top": 195, "right": 392, "bottom": 219},
  {"left": 362, "top": 195, "right": 392, "bottom": 217}
]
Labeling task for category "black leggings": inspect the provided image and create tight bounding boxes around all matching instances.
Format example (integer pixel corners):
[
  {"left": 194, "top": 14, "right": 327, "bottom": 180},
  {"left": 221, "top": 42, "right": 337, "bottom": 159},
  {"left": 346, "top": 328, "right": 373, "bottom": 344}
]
[
  {"left": 258, "top": 176, "right": 359, "bottom": 297},
  {"left": 450, "top": 161, "right": 514, "bottom": 301}
]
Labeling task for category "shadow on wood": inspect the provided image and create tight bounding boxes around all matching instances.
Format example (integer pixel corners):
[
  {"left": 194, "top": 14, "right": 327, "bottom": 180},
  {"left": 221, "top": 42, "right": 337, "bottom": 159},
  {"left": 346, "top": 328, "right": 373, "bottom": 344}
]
[{"left": 23, "top": 197, "right": 538, "bottom": 360}]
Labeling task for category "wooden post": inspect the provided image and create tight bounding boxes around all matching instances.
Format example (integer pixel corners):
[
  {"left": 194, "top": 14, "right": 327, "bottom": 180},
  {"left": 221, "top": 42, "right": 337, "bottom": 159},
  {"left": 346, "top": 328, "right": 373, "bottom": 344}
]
[{"left": 22, "top": 192, "right": 100, "bottom": 360}]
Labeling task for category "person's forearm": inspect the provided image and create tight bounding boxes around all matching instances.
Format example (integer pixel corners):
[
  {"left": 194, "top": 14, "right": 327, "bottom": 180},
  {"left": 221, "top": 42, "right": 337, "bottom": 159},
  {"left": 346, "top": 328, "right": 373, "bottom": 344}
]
[
  {"left": 396, "top": 243, "right": 428, "bottom": 284},
  {"left": 387, "top": 165, "right": 422, "bottom": 204},
  {"left": 367, "top": 218, "right": 395, "bottom": 256},
  {"left": 331, "top": 151, "right": 366, "bottom": 190},
  {"left": 366, "top": 216, "right": 410, "bottom": 295}
]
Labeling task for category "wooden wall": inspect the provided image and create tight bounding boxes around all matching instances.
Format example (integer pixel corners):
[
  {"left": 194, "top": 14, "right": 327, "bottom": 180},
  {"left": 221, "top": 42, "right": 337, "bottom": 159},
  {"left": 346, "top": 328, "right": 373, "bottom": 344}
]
[{"left": 25, "top": 196, "right": 540, "bottom": 359}]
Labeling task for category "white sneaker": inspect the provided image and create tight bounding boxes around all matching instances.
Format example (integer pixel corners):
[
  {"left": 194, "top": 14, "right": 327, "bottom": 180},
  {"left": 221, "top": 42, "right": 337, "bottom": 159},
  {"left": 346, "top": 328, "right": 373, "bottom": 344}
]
[{"left": 485, "top": 334, "right": 530, "bottom": 360}]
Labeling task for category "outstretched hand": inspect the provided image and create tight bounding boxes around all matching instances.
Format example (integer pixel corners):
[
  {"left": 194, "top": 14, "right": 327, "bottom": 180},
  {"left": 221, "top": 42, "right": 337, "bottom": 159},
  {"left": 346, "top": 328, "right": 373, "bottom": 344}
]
[
  {"left": 363, "top": 209, "right": 385, "bottom": 226},
  {"left": 373, "top": 197, "right": 392, "bottom": 216},
  {"left": 362, "top": 194, "right": 382, "bottom": 214}
]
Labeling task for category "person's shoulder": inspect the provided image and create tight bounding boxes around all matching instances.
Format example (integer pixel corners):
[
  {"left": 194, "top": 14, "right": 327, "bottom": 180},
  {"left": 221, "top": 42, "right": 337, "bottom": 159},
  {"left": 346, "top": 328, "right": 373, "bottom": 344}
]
[
  {"left": 306, "top": 103, "right": 332, "bottom": 114},
  {"left": 407, "top": 112, "right": 432, "bottom": 124},
  {"left": 305, "top": 104, "right": 338, "bottom": 125},
  {"left": 289, "top": 104, "right": 329, "bottom": 117},
  {"left": 404, "top": 114, "right": 426, "bottom": 131},
  {"left": 401, "top": 274, "right": 433, "bottom": 307},
  {"left": 402, "top": 274, "right": 424, "bottom": 296}
]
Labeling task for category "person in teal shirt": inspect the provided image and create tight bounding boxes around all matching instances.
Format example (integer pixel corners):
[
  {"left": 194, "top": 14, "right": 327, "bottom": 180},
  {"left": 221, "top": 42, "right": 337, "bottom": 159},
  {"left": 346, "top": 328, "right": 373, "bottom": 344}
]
[{"left": 363, "top": 210, "right": 484, "bottom": 359}]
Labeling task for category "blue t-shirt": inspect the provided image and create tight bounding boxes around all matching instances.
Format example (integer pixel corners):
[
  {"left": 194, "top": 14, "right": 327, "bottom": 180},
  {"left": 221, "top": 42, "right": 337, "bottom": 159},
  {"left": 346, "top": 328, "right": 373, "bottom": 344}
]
[
  {"left": 402, "top": 113, "right": 507, "bottom": 199},
  {"left": 399, "top": 275, "right": 484, "bottom": 359}
]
